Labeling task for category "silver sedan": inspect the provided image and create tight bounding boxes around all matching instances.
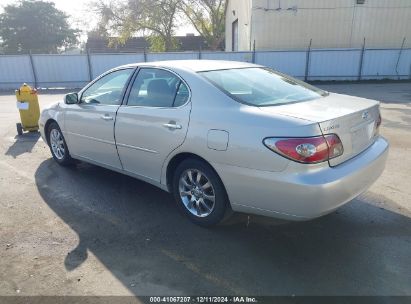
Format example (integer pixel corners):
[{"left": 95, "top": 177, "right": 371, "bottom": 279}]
[{"left": 39, "top": 60, "right": 389, "bottom": 226}]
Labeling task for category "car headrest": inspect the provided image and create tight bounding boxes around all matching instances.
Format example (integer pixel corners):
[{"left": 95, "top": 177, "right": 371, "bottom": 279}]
[{"left": 147, "top": 79, "right": 172, "bottom": 98}]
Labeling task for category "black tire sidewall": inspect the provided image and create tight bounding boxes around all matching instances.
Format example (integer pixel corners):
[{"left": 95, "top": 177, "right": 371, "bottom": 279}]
[
  {"left": 16, "top": 123, "right": 23, "bottom": 135},
  {"left": 172, "top": 159, "right": 228, "bottom": 227},
  {"left": 48, "top": 122, "right": 72, "bottom": 166}
]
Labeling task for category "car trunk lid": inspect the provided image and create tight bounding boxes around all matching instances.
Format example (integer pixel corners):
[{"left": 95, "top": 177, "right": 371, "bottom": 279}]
[{"left": 259, "top": 93, "right": 380, "bottom": 166}]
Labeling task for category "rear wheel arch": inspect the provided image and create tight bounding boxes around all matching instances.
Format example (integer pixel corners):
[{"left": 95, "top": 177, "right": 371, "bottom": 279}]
[
  {"left": 165, "top": 153, "right": 228, "bottom": 197},
  {"left": 168, "top": 153, "right": 233, "bottom": 226}
]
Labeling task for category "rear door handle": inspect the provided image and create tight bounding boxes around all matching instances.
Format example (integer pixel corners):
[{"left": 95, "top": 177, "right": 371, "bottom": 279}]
[
  {"left": 163, "top": 123, "right": 182, "bottom": 130},
  {"left": 101, "top": 114, "right": 113, "bottom": 121}
]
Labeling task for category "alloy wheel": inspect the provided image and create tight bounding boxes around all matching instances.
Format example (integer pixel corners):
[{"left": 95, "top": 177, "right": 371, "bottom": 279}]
[
  {"left": 178, "top": 169, "right": 216, "bottom": 217},
  {"left": 50, "top": 128, "right": 65, "bottom": 160}
]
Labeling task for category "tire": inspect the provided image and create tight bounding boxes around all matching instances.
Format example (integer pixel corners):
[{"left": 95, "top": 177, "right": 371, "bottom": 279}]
[
  {"left": 47, "top": 122, "right": 73, "bottom": 166},
  {"left": 172, "top": 158, "right": 229, "bottom": 227},
  {"left": 16, "top": 123, "right": 23, "bottom": 136}
]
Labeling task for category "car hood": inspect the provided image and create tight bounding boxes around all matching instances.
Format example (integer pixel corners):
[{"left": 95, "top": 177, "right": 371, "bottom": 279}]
[{"left": 258, "top": 93, "right": 379, "bottom": 122}]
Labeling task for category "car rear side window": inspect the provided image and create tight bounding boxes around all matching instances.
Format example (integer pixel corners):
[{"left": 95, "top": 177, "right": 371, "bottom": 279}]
[
  {"left": 200, "top": 67, "right": 328, "bottom": 106},
  {"left": 127, "top": 68, "right": 189, "bottom": 107},
  {"left": 174, "top": 82, "right": 190, "bottom": 107}
]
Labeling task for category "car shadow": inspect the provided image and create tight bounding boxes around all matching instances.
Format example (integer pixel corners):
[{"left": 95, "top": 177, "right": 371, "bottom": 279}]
[
  {"left": 5, "top": 131, "right": 40, "bottom": 158},
  {"left": 34, "top": 159, "right": 411, "bottom": 296}
]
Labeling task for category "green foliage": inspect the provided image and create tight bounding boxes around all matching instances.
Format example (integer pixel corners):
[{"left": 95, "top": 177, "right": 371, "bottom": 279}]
[
  {"left": 181, "top": 0, "right": 227, "bottom": 50},
  {"left": 91, "top": 0, "right": 227, "bottom": 52},
  {"left": 93, "top": 0, "right": 181, "bottom": 52},
  {"left": 0, "top": 0, "right": 79, "bottom": 54},
  {"left": 148, "top": 35, "right": 179, "bottom": 52}
]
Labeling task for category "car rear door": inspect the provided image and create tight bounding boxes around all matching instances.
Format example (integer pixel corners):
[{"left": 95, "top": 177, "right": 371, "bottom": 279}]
[
  {"left": 115, "top": 67, "right": 191, "bottom": 182},
  {"left": 64, "top": 68, "right": 135, "bottom": 169}
]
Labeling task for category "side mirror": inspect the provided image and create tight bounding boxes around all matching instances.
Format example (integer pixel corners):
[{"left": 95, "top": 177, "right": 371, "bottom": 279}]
[{"left": 64, "top": 92, "right": 79, "bottom": 104}]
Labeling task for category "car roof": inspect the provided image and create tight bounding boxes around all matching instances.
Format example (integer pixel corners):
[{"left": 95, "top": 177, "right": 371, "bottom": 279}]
[{"left": 118, "top": 60, "right": 260, "bottom": 72}]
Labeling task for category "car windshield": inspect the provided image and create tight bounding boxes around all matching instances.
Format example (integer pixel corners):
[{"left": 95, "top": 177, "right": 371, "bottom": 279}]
[{"left": 200, "top": 67, "right": 328, "bottom": 106}]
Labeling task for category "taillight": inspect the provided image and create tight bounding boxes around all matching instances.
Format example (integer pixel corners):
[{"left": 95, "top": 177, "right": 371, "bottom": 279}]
[
  {"left": 263, "top": 134, "right": 344, "bottom": 164},
  {"left": 325, "top": 134, "right": 344, "bottom": 159}
]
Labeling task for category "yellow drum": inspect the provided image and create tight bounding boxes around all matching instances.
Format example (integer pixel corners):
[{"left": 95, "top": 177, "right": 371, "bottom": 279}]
[{"left": 15, "top": 83, "right": 40, "bottom": 135}]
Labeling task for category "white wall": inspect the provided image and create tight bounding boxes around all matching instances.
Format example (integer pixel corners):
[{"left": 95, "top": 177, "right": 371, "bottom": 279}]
[
  {"left": 229, "top": 0, "right": 411, "bottom": 51},
  {"left": 225, "top": 0, "right": 253, "bottom": 51}
]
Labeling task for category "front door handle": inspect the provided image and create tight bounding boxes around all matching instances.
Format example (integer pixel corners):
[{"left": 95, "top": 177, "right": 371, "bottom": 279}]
[
  {"left": 101, "top": 114, "right": 113, "bottom": 121},
  {"left": 163, "top": 123, "right": 182, "bottom": 130}
]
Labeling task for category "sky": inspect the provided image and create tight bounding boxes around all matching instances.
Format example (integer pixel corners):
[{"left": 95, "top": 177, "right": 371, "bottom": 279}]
[{"left": 0, "top": 0, "right": 197, "bottom": 42}]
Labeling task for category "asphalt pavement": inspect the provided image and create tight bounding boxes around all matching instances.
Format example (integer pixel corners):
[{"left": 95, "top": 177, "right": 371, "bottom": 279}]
[{"left": 0, "top": 82, "right": 410, "bottom": 297}]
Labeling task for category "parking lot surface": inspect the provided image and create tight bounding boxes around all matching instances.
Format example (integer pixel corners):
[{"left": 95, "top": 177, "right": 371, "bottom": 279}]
[{"left": 0, "top": 82, "right": 410, "bottom": 296}]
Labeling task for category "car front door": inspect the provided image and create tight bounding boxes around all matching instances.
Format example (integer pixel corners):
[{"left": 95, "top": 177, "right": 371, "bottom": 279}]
[
  {"left": 64, "top": 68, "right": 135, "bottom": 169},
  {"left": 115, "top": 67, "right": 191, "bottom": 182}
]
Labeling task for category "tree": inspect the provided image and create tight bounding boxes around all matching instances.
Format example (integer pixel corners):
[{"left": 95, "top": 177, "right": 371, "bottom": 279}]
[
  {"left": 91, "top": 0, "right": 227, "bottom": 52},
  {"left": 0, "top": 0, "right": 79, "bottom": 54},
  {"left": 181, "top": 0, "right": 227, "bottom": 50},
  {"left": 93, "top": 0, "right": 180, "bottom": 52}
]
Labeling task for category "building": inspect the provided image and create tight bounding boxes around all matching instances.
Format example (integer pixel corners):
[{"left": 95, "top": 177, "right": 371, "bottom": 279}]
[
  {"left": 225, "top": 0, "right": 411, "bottom": 51},
  {"left": 86, "top": 35, "right": 211, "bottom": 53}
]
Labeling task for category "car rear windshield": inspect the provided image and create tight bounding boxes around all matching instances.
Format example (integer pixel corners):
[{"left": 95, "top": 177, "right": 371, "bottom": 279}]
[{"left": 200, "top": 67, "right": 328, "bottom": 106}]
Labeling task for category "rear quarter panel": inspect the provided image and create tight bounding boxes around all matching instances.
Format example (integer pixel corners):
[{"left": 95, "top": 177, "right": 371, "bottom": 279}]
[{"left": 160, "top": 69, "right": 324, "bottom": 185}]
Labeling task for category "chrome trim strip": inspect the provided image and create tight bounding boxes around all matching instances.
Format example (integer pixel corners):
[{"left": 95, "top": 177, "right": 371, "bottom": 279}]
[
  {"left": 66, "top": 131, "right": 158, "bottom": 154},
  {"left": 116, "top": 142, "right": 158, "bottom": 154},
  {"left": 66, "top": 132, "right": 116, "bottom": 146}
]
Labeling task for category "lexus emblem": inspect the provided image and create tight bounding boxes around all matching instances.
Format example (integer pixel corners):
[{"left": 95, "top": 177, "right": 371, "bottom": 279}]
[{"left": 362, "top": 111, "right": 369, "bottom": 120}]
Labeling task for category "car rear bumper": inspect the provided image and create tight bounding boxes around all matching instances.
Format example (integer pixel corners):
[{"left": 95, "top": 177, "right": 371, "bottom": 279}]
[{"left": 213, "top": 136, "right": 389, "bottom": 220}]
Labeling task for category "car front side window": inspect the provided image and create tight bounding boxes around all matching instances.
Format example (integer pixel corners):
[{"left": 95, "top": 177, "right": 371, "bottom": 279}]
[
  {"left": 80, "top": 69, "right": 134, "bottom": 105},
  {"left": 127, "top": 68, "right": 189, "bottom": 107}
]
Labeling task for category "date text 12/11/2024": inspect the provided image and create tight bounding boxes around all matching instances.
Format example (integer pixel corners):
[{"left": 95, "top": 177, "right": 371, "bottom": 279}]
[{"left": 149, "top": 296, "right": 258, "bottom": 303}]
